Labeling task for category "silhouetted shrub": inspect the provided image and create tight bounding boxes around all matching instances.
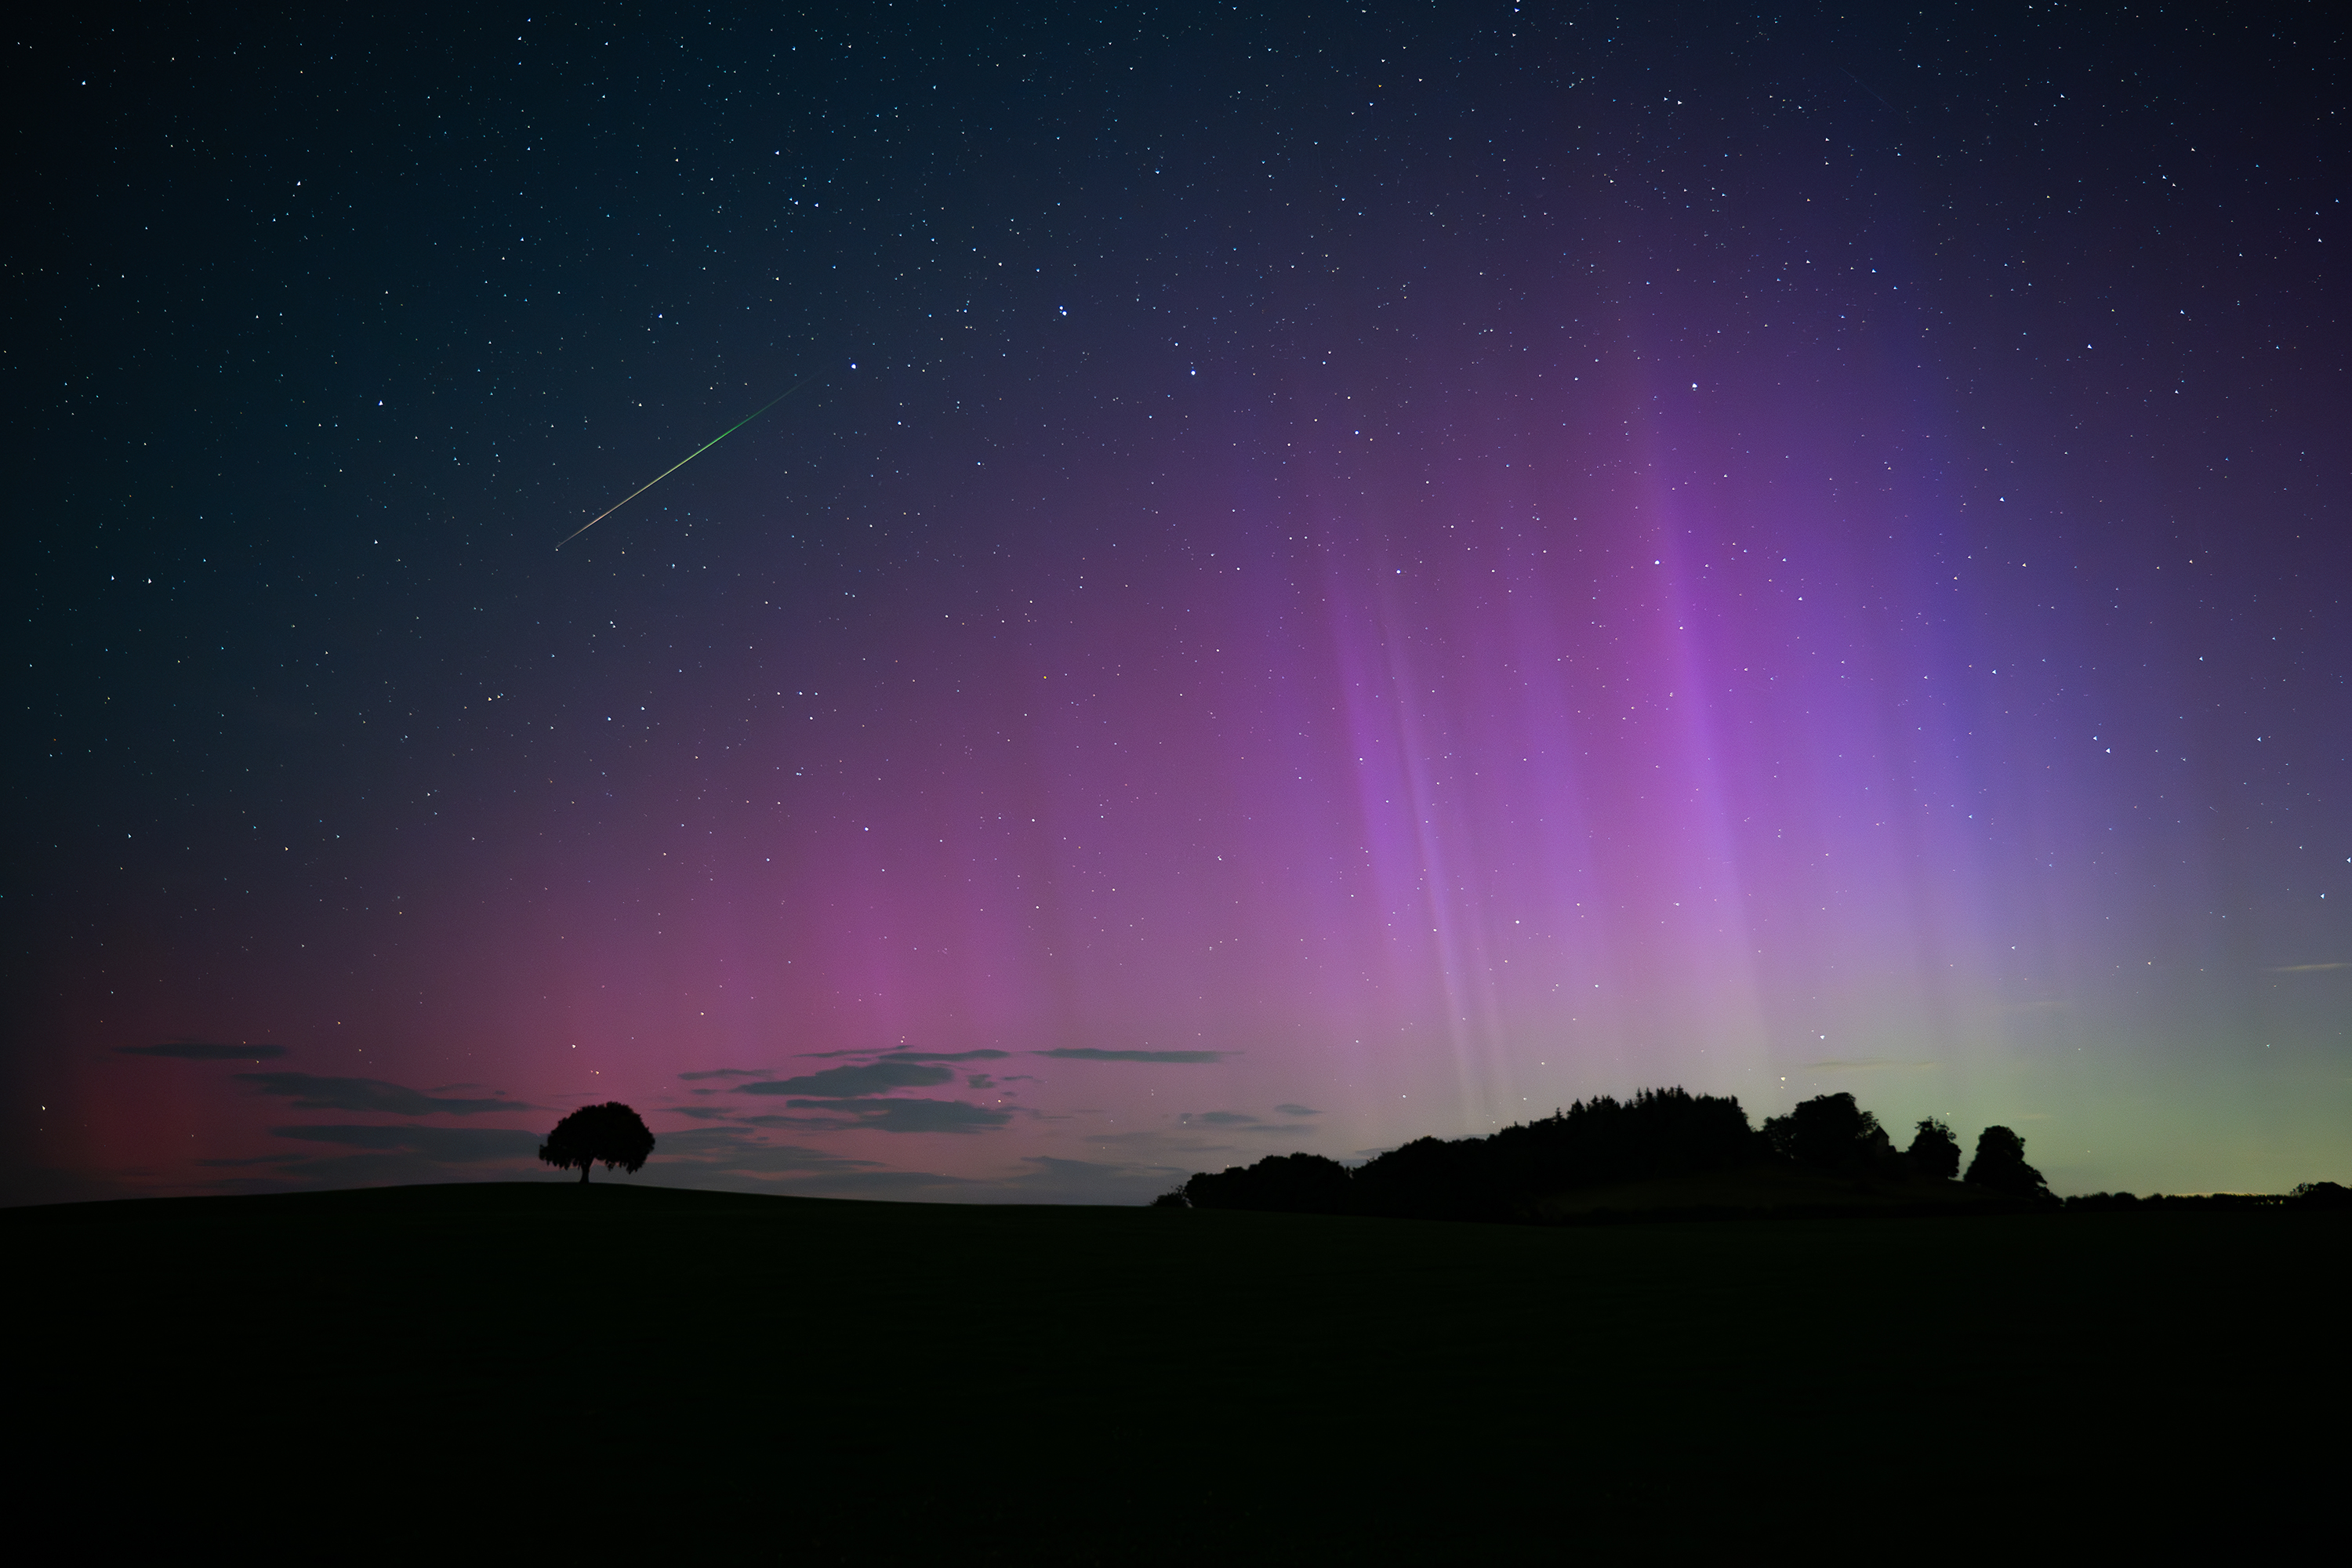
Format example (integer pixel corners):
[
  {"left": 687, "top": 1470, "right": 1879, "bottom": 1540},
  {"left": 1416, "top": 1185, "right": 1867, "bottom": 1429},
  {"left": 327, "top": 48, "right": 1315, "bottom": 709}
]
[
  {"left": 1904, "top": 1118, "right": 1962, "bottom": 1181},
  {"left": 2289, "top": 1181, "right": 2351, "bottom": 1210},
  {"left": 1149, "top": 1185, "right": 1192, "bottom": 1209},
  {"left": 1962, "top": 1125, "right": 2050, "bottom": 1200},
  {"left": 2064, "top": 1191, "right": 2142, "bottom": 1210},
  {"left": 539, "top": 1102, "right": 656, "bottom": 1183}
]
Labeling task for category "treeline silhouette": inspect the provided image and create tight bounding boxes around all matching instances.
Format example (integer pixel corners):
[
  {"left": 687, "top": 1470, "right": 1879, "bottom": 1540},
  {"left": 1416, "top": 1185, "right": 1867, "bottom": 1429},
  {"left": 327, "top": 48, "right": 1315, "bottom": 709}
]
[
  {"left": 2066, "top": 1182, "right": 2349, "bottom": 1212},
  {"left": 1161, "top": 1088, "right": 2347, "bottom": 1221}
]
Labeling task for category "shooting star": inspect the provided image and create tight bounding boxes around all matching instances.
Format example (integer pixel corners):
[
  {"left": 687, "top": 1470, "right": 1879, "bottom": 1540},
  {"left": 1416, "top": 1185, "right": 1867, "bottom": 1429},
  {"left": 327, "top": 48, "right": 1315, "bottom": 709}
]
[
  {"left": 556, "top": 374, "right": 819, "bottom": 550},
  {"left": 1838, "top": 64, "right": 1896, "bottom": 114}
]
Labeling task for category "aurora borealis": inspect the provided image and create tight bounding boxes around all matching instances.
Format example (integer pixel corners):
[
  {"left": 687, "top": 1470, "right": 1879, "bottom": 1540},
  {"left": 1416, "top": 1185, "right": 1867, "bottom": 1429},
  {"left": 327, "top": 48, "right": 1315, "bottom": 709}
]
[{"left": 8, "top": 2, "right": 2346, "bottom": 1206}]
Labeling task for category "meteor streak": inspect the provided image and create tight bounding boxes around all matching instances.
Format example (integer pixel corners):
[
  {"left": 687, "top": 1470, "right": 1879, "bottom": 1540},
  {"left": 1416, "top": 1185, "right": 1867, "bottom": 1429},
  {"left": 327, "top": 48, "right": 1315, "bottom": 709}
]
[{"left": 556, "top": 375, "right": 818, "bottom": 549}]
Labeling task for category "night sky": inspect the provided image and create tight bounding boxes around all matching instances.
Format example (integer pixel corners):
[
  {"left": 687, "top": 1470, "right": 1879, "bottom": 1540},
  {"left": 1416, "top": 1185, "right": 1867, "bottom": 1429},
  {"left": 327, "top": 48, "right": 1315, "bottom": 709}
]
[{"left": 9, "top": 2, "right": 2347, "bottom": 1207}]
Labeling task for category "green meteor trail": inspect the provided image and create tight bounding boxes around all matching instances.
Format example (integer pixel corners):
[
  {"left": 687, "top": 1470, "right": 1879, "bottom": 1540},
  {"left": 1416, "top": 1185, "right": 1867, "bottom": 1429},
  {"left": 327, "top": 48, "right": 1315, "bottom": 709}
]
[{"left": 556, "top": 375, "right": 818, "bottom": 549}]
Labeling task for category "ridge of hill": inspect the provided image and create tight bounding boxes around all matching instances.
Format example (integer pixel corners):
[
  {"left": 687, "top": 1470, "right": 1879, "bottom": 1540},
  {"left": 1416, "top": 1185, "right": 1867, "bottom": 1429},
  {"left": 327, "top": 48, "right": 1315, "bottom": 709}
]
[{"left": 8, "top": 1181, "right": 2346, "bottom": 1556}]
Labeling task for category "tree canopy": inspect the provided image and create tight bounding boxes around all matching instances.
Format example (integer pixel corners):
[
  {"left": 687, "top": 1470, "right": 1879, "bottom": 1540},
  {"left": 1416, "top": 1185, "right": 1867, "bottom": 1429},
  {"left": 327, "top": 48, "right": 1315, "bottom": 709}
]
[
  {"left": 1762, "top": 1092, "right": 1893, "bottom": 1174},
  {"left": 539, "top": 1102, "right": 656, "bottom": 1183},
  {"left": 1962, "top": 1125, "right": 2049, "bottom": 1198},
  {"left": 1186, "top": 1087, "right": 1767, "bottom": 1221},
  {"left": 1167, "top": 1090, "right": 2328, "bottom": 1221},
  {"left": 1185, "top": 1151, "right": 1353, "bottom": 1214},
  {"left": 1906, "top": 1118, "right": 1963, "bottom": 1181}
]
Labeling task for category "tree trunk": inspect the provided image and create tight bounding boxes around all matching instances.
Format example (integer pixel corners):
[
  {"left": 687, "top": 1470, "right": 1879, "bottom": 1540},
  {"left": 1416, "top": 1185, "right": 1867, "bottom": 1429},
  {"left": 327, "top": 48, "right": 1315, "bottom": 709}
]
[{"left": 579, "top": 1160, "right": 590, "bottom": 1184}]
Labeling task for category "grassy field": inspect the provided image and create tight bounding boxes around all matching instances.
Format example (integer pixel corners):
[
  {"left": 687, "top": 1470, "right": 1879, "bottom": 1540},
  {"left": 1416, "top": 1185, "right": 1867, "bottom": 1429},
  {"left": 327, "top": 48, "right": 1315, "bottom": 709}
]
[
  {"left": 9, "top": 1182, "right": 2343, "bottom": 1558},
  {"left": 1527, "top": 1160, "right": 2027, "bottom": 1218}
]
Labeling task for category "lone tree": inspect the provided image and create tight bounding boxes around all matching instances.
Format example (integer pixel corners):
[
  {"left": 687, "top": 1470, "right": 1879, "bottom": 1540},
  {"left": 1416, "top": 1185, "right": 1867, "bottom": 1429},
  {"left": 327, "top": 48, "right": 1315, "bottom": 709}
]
[
  {"left": 539, "top": 1102, "right": 655, "bottom": 1183},
  {"left": 1962, "top": 1124, "right": 2049, "bottom": 1199}
]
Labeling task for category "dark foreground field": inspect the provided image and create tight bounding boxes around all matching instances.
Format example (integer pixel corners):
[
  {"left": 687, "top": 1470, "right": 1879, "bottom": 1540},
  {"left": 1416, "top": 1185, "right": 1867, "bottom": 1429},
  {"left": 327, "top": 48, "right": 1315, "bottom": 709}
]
[{"left": 9, "top": 1183, "right": 2344, "bottom": 1559}]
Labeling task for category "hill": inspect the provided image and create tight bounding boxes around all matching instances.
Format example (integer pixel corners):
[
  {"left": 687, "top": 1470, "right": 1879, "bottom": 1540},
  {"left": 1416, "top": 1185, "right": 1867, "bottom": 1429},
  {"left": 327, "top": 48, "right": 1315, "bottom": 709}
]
[{"left": 8, "top": 1182, "right": 2343, "bottom": 1556}]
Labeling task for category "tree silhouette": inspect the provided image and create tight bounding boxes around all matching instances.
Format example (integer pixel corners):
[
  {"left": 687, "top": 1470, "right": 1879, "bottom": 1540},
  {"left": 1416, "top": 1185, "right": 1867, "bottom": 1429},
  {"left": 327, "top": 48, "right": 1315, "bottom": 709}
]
[
  {"left": 1173, "top": 1088, "right": 1769, "bottom": 1220},
  {"left": 1906, "top": 1118, "right": 1962, "bottom": 1181},
  {"left": 1185, "top": 1151, "right": 1354, "bottom": 1214},
  {"left": 1762, "top": 1093, "right": 1895, "bottom": 1175},
  {"left": 539, "top": 1102, "right": 655, "bottom": 1183},
  {"left": 1962, "top": 1125, "right": 2049, "bottom": 1199}
]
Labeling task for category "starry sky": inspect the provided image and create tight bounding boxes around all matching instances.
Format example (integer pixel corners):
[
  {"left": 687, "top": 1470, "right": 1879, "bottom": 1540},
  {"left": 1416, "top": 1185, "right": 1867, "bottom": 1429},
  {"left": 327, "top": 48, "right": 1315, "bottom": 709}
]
[{"left": 9, "top": 2, "right": 2347, "bottom": 1207}]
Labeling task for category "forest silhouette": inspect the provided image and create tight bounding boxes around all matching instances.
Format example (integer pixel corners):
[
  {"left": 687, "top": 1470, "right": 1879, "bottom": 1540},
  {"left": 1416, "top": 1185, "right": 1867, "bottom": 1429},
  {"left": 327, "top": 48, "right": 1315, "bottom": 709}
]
[{"left": 1165, "top": 1088, "right": 2350, "bottom": 1220}]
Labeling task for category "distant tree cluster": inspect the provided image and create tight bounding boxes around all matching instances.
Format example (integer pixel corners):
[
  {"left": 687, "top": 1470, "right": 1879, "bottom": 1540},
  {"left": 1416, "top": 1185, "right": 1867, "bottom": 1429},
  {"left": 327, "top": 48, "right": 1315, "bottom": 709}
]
[
  {"left": 2066, "top": 1181, "right": 2350, "bottom": 1211},
  {"left": 1167, "top": 1088, "right": 2072, "bottom": 1221},
  {"left": 1343, "top": 1087, "right": 1764, "bottom": 1222},
  {"left": 1752, "top": 1096, "right": 2045, "bottom": 1193},
  {"left": 1183, "top": 1150, "right": 1356, "bottom": 1214}
]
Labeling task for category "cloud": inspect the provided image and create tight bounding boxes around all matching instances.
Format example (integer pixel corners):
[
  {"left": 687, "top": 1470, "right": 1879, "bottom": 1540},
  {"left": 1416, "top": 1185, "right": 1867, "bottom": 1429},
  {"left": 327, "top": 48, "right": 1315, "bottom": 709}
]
[
  {"left": 663, "top": 1105, "right": 736, "bottom": 1120},
  {"left": 966, "top": 1074, "right": 995, "bottom": 1089},
  {"left": 118, "top": 1041, "right": 290, "bottom": 1060},
  {"left": 236, "top": 1072, "right": 526, "bottom": 1116},
  {"left": 1080, "top": 1127, "right": 1228, "bottom": 1148},
  {"left": 648, "top": 1126, "right": 882, "bottom": 1174},
  {"left": 624, "top": 1127, "right": 973, "bottom": 1194},
  {"left": 1185, "top": 1111, "right": 1260, "bottom": 1126},
  {"left": 1037, "top": 1048, "right": 1227, "bottom": 1064},
  {"left": 815, "top": 1098, "right": 1013, "bottom": 1134},
  {"left": 176, "top": 1118, "right": 543, "bottom": 1196},
  {"left": 194, "top": 1151, "right": 536, "bottom": 1194},
  {"left": 741, "top": 1112, "right": 860, "bottom": 1131},
  {"left": 735, "top": 1061, "right": 956, "bottom": 1098},
  {"left": 1798, "top": 1059, "right": 1938, "bottom": 1073},
  {"left": 269, "top": 1124, "right": 543, "bottom": 1162},
  {"left": 2268, "top": 961, "right": 2348, "bottom": 973},
  {"left": 700, "top": 1143, "right": 877, "bottom": 1174},
  {"left": 1272, "top": 1103, "right": 1320, "bottom": 1118},
  {"left": 798, "top": 1047, "right": 1010, "bottom": 1062},
  {"left": 680, "top": 1068, "right": 770, "bottom": 1081},
  {"left": 744, "top": 1098, "right": 1013, "bottom": 1134}
]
